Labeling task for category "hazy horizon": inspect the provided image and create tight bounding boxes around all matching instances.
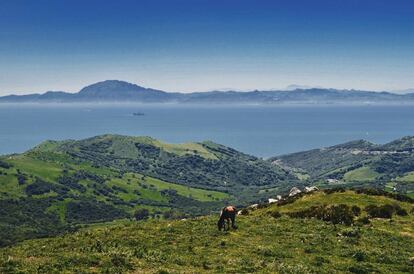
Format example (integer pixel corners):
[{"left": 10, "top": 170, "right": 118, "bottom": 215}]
[{"left": 1, "top": 79, "right": 414, "bottom": 97}]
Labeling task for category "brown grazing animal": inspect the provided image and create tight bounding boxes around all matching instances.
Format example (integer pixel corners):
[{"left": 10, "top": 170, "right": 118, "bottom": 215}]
[{"left": 218, "top": 205, "right": 237, "bottom": 231}]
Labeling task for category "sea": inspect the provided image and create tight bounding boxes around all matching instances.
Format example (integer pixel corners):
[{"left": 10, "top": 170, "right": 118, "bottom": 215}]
[{"left": 1, "top": 103, "right": 414, "bottom": 158}]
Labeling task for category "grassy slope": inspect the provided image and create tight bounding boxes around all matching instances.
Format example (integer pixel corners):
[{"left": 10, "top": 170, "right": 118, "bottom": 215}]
[
  {"left": 396, "top": 172, "right": 414, "bottom": 181},
  {"left": 343, "top": 166, "right": 379, "bottom": 182},
  {"left": 272, "top": 140, "right": 376, "bottom": 178},
  {"left": 1, "top": 191, "right": 413, "bottom": 273},
  {"left": 274, "top": 137, "right": 414, "bottom": 197},
  {"left": 0, "top": 154, "right": 227, "bottom": 204},
  {"left": 0, "top": 148, "right": 232, "bottom": 246}
]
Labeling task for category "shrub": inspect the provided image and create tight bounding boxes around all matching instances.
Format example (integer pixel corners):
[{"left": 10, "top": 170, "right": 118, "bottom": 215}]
[
  {"left": 365, "top": 204, "right": 394, "bottom": 219},
  {"left": 354, "top": 187, "right": 414, "bottom": 203},
  {"left": 0, "top": 160, "right": 12, "bottom": 169},
  {"left": 355, "top": 216, "right": 371, "bottom": 226},
  {"left": 17, "top": 174, "right": 26, "bottom": 185},
  {"left": 393, "top": 204, "right": 408, "bottom": 216},
  {"left": 287, "top": 204, "right": 355, "bottom": 225},
  {"left": 58, "top": 175, "right": 86, "bottom": 192},
  {"left": 134, "top": 208, "right": 150, "bottom": 221},
  {"left": 314, "top": 256, "right": 329, "bottom": 266},
  {"left": 348, "top": 264, "right": 376, "bottom": 274},
  {"left": 110, "top": 253, "right": 131, "bottom": 269},
  {"left": 66, "top": 200, "right": 127, "bottom": 223},
  {"left": 277, "top": 195, "right": 301, "bottom": 206},
  {"left": 325, "top": 204, "right": 354, "bottom": 225},
  {"left": 111, "top": 185, "right": 128, "bottom": 193},
  {"left": 364, "top": 203, "right": 408, "bottom": 219},
  {"left": 25, "top": 178, "right": 69, "bottom": 196},
  {"left": 269, "top": 211, "right": 281, "bottom": 219},
  {"left": 323, "top": 187, "right": 346, "bottom": 194},
  {"left": 351, "top": 205, "right": 361, "bottom": 216},
  {"left": 341, "top": 228, "right": 360, "bottom": 238},
  {"left": 352, "top": 250, "right": 366, "bottom": 262}
]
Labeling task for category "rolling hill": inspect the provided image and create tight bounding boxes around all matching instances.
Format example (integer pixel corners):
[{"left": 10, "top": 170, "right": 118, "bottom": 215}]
[
  {"left": 1, "top": 190, "right": 413, "bottom": 273},
  {"left": 0, "top": 135, "right": 298, "bottom": 246},
  {"left": 272, "top": 136, "right": 414, "bottom": 197}
]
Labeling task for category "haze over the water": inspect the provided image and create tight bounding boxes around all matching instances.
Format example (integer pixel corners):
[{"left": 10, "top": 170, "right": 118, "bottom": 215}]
[{"left": 0, "top": 0, "right": 413, "bottom": 95}]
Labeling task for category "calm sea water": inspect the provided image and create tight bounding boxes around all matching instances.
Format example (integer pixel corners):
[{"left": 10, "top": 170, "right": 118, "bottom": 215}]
[{"left": 1, "top": 104, "right": 414, "bottom": 158}]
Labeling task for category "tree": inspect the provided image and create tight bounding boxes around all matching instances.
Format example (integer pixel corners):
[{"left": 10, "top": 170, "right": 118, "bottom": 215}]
[{"left": 134, "top": 208, "right": 149, "bottom": 221}]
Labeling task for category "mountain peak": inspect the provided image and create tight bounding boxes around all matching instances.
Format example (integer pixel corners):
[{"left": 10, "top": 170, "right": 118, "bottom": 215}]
[
  {"left": 78, "top": 80, "right": 148, "bottom": 94},
  {"left": 74, "top": 80, "right": 169, "bottom": 101}
]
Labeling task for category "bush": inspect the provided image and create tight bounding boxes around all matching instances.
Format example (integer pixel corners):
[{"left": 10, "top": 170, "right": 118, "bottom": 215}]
[
  {"left": 323, "top": 187, "right": 346, "bottom": 194},
  {"left": 348, "top": 264, "right": 376, "bottom": 274},
  {"left": 134, "top": 208, "right": 150, "bottom": 221},
  {"left": 355, "top": 216, "right": 370, "bottom": 226},
  {"left": 0, "top": 160, "right": 12, "bottom": 169},
  {"left": 17, "top": 174, "right": 26, "bottom": 185},
  {"left": 352, "top": 250, "right": 366, "bottom": 262},
  {"left": 325, "top": 204, "right": 354, "bottom": 225},
  {"left": 110, "top": 253, "right": 132, "bottom": 269},
  {"left": 288, "top": 204, "right": 355, "bottom": 225},
  {"left": 25, "top": 178, "right": 69, "bottom": 196},
  {"left": 66, "top": 200, "right": 128, "bottom": 223},
  {"left": 354, "top": 187, "right": 414, "bottom": 203},
  {"left": 365, "top": 204, "right": 394, "bottom": 219},
  {"left": 269, "top": 211, "right": 281, "bottom": 219},
  {"left": 58, "top": 175, "right": 86, "bottom": 192},
  {"left": 351, "top": 205, "right": 361, "bottom": 216},
  {"left": 341, "top": 228, "right": 360, "bottom": 238},
  {"left": 394, "top": 204, "right": 408, "bottom": 216},
  {"left": 111, "top": 185, "right": 128, "bottom": 193},
  {"left": 162, "top": 210, "right": 187, "bottom": 220}
]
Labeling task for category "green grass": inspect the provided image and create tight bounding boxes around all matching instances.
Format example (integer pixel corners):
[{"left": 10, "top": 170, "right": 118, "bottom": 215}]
[
  {"left": 0, "top": 171, "right": 22, "bottom": 198},
  {"left": 29, "top": 140, "right": 66, "bottom": 153},
  {"left": 148, "top": 138, "right": 218, "bottom": 160},
  {"left": 108, "top": 176, "right": 167, "bottom": 203},
  {"left": 343, "top": 166, "right": 379, "bottom": 182},
  {"left": 46, "top": 198, "right": 73, "bottom": 222},
  {"left": 138, "top": 174, "right": 229, "bottom": 201},
  {"left": 295, "top": 173, "right": 310, "bottom": 181},
  {"left": 73, "top": 162, "right": 118, "bottom": 177},
  {"left": 107, "top": 173, "right": 229, "bottom": 205},
  {"left": 396, "top": 172, "right": 414, "bottom": 183},
  {"left": 6, "top": 155, "right": 63, "bottom": 182},
  {"left": 385, "top": 182, "right": 397, "bottom": 192},
  {"left": 1, "top": 191, "right": 413, "bottom": 273}
]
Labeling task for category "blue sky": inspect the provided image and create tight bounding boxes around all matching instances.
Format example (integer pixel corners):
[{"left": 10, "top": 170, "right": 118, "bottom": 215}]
[{"left": 0, "top": 0, "right": 413, "bottom": 94}]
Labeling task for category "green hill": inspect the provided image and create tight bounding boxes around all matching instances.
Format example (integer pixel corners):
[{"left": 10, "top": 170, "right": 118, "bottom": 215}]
[
  {"left": 1, "top": 190, "right": 413, "bottom": 273},
  {"left": 272, "top": 137, "right": 414, "bottom": 197},
  {"left": 0, "top": 135, "right": 298, "bottom": 246}
]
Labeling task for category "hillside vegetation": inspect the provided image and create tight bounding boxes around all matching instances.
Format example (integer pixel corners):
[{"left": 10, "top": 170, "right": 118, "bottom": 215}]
[
  {"left": 1, "top": 190, "right": 413, "bottom": 273},
  {"left": 272, "top": 136, "right": 414, "bottom": 197},
  {"left": 0, "top": 135, "right": 297, "bottom": 246}
]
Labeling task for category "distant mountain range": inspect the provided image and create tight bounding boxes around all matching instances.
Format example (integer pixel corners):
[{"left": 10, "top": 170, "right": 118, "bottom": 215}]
[{"left": 1, "top": 80, "right": 414, "bottom": 104}]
